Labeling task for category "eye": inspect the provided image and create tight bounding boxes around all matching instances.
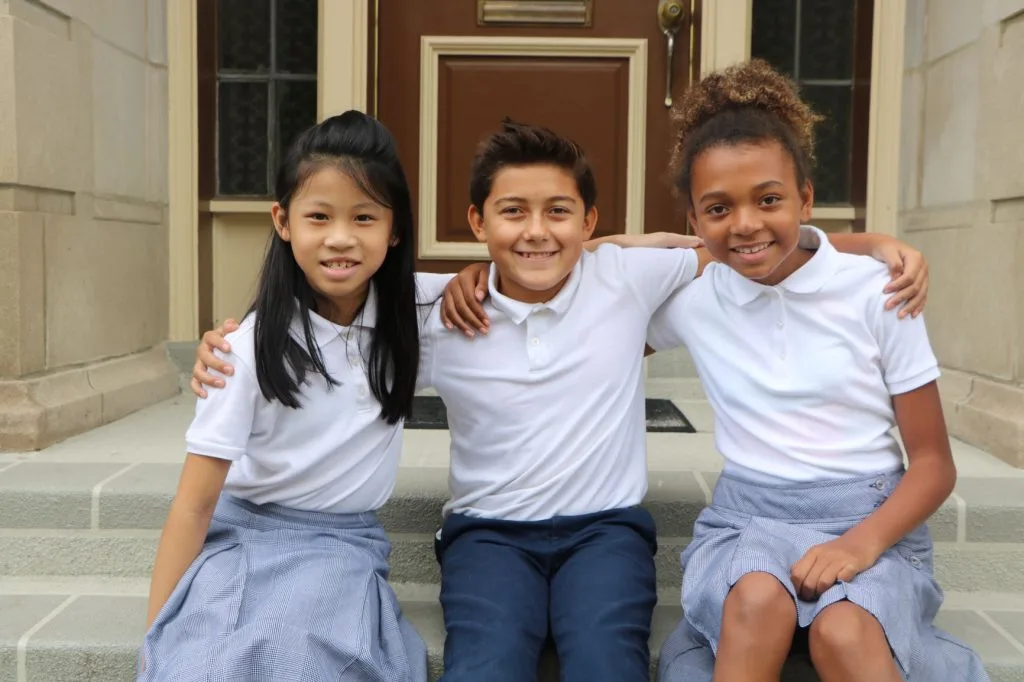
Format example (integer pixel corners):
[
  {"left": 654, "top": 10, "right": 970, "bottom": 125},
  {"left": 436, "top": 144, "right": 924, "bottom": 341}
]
[
  {"left": 308, "top": 212, "right": 330, "bottom": 222},
  {"left": 354, "top": 213, "right": 378, "bottom": 224},
  {"left": 549, "top": 206, "right": 571, "bottom": 216},
  {"left": 501, "top": 207, "right": 524, "bottom": 216},
  {"left": 760, "top": 195, "right": 782, "bottom": 207},
  {"left": 706, "top": 204, "right": 728, "bottom": 217}
]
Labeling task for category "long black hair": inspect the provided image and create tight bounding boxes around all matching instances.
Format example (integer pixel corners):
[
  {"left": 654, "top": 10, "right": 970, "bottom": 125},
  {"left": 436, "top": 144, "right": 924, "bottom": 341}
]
[{"left": 248, "top": 110, "right": 419, "bottom": 424}]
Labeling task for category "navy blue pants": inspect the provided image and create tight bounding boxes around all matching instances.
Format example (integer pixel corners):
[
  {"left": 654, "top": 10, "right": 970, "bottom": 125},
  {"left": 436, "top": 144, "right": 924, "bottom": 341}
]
[{"left": 435, "top": 506, "right": 658, "bottom": 682}]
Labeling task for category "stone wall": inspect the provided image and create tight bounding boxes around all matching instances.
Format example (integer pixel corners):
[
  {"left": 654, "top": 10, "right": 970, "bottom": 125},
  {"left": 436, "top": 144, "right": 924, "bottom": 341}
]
[
  {"left": 0, "top": 0, "right": 178, "bottom": 450},
  {"left": 900, "top": 0, "right": 1024, "bottom": 465}
]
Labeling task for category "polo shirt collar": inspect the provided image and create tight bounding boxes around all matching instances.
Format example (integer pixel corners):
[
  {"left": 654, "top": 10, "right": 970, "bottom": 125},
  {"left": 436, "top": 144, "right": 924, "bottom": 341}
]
[
  {"left": 720, "top": 225, "right": 837, "bottom": 306},
  {"left": 487, "top": 255, "right": 585, "bottom": 325},
  {"left": 288, "top": 284, "right": 378, "bottom": 347}
]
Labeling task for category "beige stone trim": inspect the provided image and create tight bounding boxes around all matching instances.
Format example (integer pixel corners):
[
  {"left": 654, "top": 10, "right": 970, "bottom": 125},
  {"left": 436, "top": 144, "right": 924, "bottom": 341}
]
[
  {"left": 166, "top": 0, "right": 199, "bottom": 341},
  {"left": 0, "top": 346, "right": 179, "bottom": 451},
  {"left": 203, "top": 199, "right": 275, "bottom": 214},
  {"left": 417, "top": 36, "right": 648, "bottom": 260},
  {"left": 319, "top": 0, "right": 369, "bottom": 118},
  {"left": 812, "top": 206, "right": 862, "bottom": 221},
  {"left": 865, "top": 0, "right": 907, "bottom": 236},
  {"left": 700, "top": 0, "right": 752, "bottom": 75}
]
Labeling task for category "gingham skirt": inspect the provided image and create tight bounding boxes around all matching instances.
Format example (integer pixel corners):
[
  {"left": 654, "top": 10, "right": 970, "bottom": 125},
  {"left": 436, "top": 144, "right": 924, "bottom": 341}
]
[
  {"left": 139, "top": 494, "right": 427, "bottom": 682},
  {"left": 658, "top": 470, "right": 989, "bottom": 681}
]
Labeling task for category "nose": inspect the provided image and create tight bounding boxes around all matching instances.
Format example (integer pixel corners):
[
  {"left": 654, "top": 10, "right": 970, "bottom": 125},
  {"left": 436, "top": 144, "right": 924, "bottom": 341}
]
[
  {"left": 730, "top": 206, "right": 762, "bottom": 237},
  {"left": 522, "top": 212, "right": 550, "bottom": 241},
  {"left": 323, "top": 219, "right": 358, "bottom": 249}
]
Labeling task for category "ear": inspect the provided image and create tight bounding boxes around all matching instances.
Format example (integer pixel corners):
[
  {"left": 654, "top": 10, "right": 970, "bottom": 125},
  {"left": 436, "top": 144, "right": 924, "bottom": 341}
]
[
  {"left": 799, "top": 180, "right": 815, "bottom": 223},
  {"left": 271, "top": 203, "right": 291, "bottom": 242},
  {"left": 468, "top": 204, "right": 487, "bottom": 243},
  {"left": 581, "top": 205, "right": 598, "bottom": 240}
]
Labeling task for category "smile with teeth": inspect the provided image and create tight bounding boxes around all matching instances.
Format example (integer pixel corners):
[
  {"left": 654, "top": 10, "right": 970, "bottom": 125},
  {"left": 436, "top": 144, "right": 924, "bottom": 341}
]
[
  {"left": 515, "top": 251, "right": 558, "bottom": 259},
  {"left": 732, "top": 242, "right": 774, "bottom": 254},
  {"left": 322, "top": 260, "right": 358, "bottom": 269}
]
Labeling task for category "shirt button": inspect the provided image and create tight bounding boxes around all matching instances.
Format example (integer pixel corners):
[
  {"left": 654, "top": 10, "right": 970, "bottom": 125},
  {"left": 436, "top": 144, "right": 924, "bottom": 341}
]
[
  {"left": 531, "top": 338, "right": 540, "bottom": 346},
  {"left": 776, "top": 320, "right": 784, "bottom": 328}
]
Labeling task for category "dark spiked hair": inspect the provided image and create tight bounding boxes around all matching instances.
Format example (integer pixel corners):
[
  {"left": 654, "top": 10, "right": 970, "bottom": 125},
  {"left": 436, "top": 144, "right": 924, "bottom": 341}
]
[
  {"left": 248, "top": 110, "right": 419, "bottom": 424},
  {"left": 469, "top": 118, "right": 597, "bottom": 212}
]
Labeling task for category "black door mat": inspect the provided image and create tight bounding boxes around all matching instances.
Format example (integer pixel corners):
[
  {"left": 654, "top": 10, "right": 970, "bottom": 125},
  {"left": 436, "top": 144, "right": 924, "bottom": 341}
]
[{"left": 407, "top": 396, "right": 695, "bottom": 433}]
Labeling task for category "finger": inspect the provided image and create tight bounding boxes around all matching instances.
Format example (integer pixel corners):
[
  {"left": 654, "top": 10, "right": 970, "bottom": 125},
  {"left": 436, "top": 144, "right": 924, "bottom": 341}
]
[
  {"left": 443, "top": 291, "right": 475, "bottom": 337},
  {"left": 836, "top": 565, "right": 859, "bottom": 584},
  {"left": 814, "top": 562, "right": 844, "bottom": 598},
  {"left": 474, "top": 268, "right": 489, "bottom": 302},
  {"left": 909, "top": 281, "right": 928, "bottom": 318},
  {"left": 202, "top": 330, "right": 232, "bottom": 353},
  {"left": 197, "top": 345, "right": 234, "bottom": 375},
  {"left": 883, "top": 283, "right": 916, "bottom": 312},
  {"left": 192, "top": 363, "right": 225, "bottom": 389},
  {"left": 223, "top": 318, "right": 240, "bottom": 332},
  {"left": 800, "top": 557, "right": 829, "bottom": 601},
  {"left": 883, "top": 268, "right": 916, "bottom": 297},
  {"left": 791, "top": 551, "right": 816, "bottom": 595},
  {"left": 189, "top": 377, "right": 208, "bottom": 399},
  {"left": 458, "top": 275, "right": 489, "bottom": 332}
]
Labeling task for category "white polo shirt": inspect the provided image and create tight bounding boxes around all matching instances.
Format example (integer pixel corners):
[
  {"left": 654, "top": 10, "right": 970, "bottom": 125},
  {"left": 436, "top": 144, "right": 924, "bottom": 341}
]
[
  {"left": 421, "top": 245, "right": 699, "bottom": 521},
  {"left": 185, "top": 276, "right": 453, "bottom": 513},
  {"left": 647, "top": 226, "right": 940, "bottom": 482}
]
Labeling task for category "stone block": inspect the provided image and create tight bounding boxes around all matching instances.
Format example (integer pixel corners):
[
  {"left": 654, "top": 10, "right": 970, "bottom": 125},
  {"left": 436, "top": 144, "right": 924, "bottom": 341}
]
[
  {"left": 79, "top": 0, "right": 147, "bottom": 59},
  {"left": 0, "top": 594, "right": 69, "bottom": 681},
  {"left": 0, "top": 211, "right": 45, "bottom": 378},
  {"left": 899, "top": 70, "right": 924, "bottom": 211},
  {"left": 905, "top": 0, "right": 928, "bottom": 69},
  {"left": 92, "top": 37, "right": 147, "bottom": 198},
  {"left": 906, "top": 224, "right": 1016, "bottom": 380},
  {"left": 147, "top": 0, "right": 166, "bottom": 65},
  {"left": 11, "top": 9, "right": 91, "bottom": 192},
  {"left": 926, "top": 0, "right": 985, "bottom": 61},
  {"left": 0, "top": 462, "right": 127, "bottom": 528},
  {"left": 921, "top": 44, "right": 980, "bottom": 207},
  {"left": 976, "top": 21, "right": 1024, "bottom": 201},
  {"left": 45, "top": 215, "right": 168, "bottom": 367},
  {"left": 984, "top": 0, "right": 1024, "bottom": 24},
  {"left": 0, "top": 18, "right": 17, "bottom": 184},
  {"left": 0, "top": 347, "right": 179, "bottom": 452},
  {"left": 146, "top": 65, "right": 168, "bottom": 202}
]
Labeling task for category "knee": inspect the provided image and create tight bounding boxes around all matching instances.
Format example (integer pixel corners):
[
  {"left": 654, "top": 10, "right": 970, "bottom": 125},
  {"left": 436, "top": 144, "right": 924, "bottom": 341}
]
[
  {"left": 809, "top": 602, "right": 884, "bottom": 662},
  {"left": 723, "top": 573, "right": 796, "bottom": 629}
]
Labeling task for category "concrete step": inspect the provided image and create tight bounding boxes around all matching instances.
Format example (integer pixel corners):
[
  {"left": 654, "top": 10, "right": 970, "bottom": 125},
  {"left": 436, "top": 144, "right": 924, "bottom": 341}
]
[
  {"left": 2, "top": 578, "right": 1024, "bottom": 681},
  {"left": 3, "top": 457, "right": 1024, "bottom": 544},
  {"left": 4, "top": 528, "right": 1024, "bottom": 595}
]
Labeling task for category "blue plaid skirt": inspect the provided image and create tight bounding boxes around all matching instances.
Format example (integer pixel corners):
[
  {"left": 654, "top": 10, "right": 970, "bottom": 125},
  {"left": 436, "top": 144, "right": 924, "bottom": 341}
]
[
  {"left": 139, "top": 494, "right": 426, "bottom": 682},
  {"left": 658, "top": 470, "right": 988, "bottom": 681}
]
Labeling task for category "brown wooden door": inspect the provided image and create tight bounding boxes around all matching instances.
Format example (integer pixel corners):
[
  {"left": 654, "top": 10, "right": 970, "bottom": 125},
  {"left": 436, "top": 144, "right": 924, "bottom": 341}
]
[{"left": 373, "top": 0, "right": 699, "bottom": 272}]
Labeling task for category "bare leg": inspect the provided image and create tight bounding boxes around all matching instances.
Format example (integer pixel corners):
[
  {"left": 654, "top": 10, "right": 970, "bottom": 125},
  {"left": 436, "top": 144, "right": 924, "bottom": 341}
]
[
  {"left": 712, "top": 572, "right": 796, "bottom": 682},
  {"left": 809, "top": 601, "right": 902, "bottom": 682}
]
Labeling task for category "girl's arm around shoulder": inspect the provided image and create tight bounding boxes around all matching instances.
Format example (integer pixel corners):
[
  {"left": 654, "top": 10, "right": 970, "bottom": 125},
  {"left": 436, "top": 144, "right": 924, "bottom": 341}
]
[{"left": 146, "top": 453, "right": 232, "bottom": 629}]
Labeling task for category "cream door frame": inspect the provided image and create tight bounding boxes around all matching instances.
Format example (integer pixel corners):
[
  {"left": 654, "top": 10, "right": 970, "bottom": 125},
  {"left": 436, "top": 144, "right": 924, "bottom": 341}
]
[
  {"left": 417, "top": 36, "right": 648, "bottom": 260},
  {"left": 166, "top": 0, "right": 906, "bottom": 334}
]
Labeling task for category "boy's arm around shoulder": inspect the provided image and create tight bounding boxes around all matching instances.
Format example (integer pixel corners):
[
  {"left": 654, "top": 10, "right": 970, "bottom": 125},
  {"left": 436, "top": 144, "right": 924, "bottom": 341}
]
[
  {"left": 605, "top": 239, "right": 704, "bottom": 313},
  {"left": 148, "top": 340, "right": 259, "bottom": 629}
]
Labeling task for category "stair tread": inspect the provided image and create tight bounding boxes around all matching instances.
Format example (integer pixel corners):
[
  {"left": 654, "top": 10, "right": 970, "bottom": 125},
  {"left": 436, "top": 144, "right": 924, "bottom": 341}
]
[{"left": 2, "top": 582, "right": 1024, "bottom": 681}]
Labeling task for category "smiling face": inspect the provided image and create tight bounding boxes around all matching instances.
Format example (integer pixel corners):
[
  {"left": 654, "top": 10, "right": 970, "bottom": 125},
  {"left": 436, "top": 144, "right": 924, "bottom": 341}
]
[
  {"left": 468, "top": 163, "right": 597, "bottom": 303},
  {"left": 687, "top": 140, "right": 814, "bottom": 286},
  {"left": 272, "top": 165, "right": 394, "bottom": 325}
]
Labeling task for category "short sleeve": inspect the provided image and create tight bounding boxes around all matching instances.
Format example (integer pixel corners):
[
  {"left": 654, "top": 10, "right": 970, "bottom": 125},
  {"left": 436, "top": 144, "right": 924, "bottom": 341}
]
[
  {"left": 646, "top": 287, "right": 692, "bottom": 352},
  {"left": 869, "top": 294, "right": 941, "bottom": 395},
  {"left": 415, "top": 272, "right": 456, "bottom": 304},
  {"left": 615, "top": 246, "right": 700, "bottom": 313},
  {"left": 184, "top": 349, "right": 260, "bottom": 461}
]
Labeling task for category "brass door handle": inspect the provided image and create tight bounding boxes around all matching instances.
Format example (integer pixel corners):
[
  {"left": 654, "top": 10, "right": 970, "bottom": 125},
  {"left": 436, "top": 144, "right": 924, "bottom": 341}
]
[{"left": 658, "top": 0, "right": 687, "bottom": 107}]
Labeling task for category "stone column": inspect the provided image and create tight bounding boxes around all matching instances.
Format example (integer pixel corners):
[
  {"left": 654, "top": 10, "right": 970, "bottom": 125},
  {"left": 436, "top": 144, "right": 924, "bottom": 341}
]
[
  {"left": 899, "top": 0, "right": 1024, "bottom": 466},
  {"left": 0, "top": 0, "right": 178, "bottom": 450}
]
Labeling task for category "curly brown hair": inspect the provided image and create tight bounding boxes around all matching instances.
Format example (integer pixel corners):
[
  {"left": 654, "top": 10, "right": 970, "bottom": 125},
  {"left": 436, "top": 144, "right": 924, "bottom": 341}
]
[{"left": 669, "top": 59, "right": 824, "bottom": 205}]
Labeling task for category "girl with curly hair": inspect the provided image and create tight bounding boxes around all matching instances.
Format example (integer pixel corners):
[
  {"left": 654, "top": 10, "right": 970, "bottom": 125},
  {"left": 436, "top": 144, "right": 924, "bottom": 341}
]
[{"left": 651, "top": 60, "right": 989, "bottom": 682}]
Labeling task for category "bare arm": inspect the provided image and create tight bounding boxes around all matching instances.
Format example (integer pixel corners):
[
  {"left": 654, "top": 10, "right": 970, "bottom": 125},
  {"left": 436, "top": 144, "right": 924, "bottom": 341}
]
[
  {"left": 146, "top": 454, "right": 232, "bottom": 627},
  {"left": 791, "top": 382, "right": 955, "bottom": 599}
]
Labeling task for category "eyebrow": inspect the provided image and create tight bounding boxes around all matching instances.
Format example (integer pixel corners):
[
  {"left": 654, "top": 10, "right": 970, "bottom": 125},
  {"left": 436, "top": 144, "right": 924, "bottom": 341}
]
[
  {"left": 304, "top": 200, "right": 380, "bottom": 211},
  {"left": 698, "top": 180, "right": 784, "bottom": 204},
  {"left": 494, "top": 195, "right": 579, "bottom": 205}
]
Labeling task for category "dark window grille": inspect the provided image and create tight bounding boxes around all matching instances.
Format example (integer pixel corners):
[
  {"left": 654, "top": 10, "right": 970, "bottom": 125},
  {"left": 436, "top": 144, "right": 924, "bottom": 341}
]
[
  {"left": 751, "top": 0, "right": 873, "bottom": 206},
  {"left": 215, "top": 0, "right": 318, "bottom": 197}
]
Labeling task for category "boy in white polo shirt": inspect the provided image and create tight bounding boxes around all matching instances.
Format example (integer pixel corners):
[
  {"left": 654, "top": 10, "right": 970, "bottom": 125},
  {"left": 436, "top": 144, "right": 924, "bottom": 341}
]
[{"left": 191, "top": 120, "right": 930, "bottom": 681}]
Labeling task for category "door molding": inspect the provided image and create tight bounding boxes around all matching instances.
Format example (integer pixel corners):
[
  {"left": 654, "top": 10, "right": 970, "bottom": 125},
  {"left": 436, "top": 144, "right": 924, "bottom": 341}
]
[{"left": 417, "top": 36, "right": 648, "bottom": 260}]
